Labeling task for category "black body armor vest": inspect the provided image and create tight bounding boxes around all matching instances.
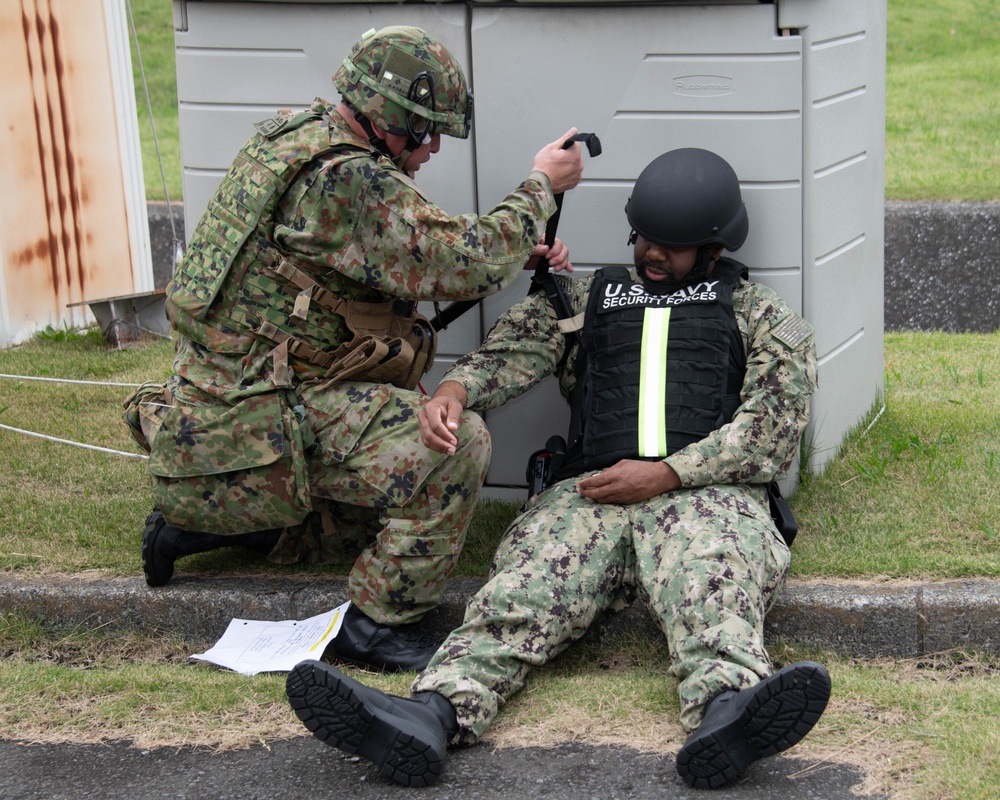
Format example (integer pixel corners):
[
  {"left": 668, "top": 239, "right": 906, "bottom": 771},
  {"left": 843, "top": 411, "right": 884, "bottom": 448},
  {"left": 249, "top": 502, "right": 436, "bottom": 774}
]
[{"left": 556, "top": 260, "right": 748, "bottom": 479}]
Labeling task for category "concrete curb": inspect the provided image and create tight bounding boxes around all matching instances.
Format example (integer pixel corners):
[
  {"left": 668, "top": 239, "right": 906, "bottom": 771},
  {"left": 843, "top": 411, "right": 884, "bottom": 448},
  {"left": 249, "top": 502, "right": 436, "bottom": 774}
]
[{"left": 4, "top": 573, "right": 999, "bottom": 659}]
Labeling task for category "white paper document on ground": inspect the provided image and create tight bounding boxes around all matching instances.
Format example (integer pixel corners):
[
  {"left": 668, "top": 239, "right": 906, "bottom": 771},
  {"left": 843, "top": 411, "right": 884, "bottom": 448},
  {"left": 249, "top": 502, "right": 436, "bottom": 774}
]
[{"left": 190, "top": 601, "right": 350, "bottom": 675}]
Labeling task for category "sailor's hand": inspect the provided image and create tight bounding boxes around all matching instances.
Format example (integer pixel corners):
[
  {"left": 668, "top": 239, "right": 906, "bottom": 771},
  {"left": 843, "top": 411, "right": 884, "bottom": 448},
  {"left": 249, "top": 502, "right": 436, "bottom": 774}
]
[{"left": 576, "top": 460, "right": 681, "bottom": 504}]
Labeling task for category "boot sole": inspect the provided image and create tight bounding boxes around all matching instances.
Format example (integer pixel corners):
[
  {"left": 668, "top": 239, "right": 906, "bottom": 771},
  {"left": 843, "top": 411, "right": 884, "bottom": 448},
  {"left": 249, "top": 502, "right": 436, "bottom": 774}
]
[
  {"left": 676, "top": 661, "right": 831, "bottom": 790},
  {"left": 286, "top": 660, "right": 444, "bottom": 787}
]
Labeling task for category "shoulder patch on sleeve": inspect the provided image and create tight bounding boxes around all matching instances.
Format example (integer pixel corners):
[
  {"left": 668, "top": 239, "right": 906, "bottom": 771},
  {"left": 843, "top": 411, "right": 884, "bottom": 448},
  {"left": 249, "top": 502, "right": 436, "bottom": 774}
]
[
  {"left": 255, "top": 114, "right": 291, "bottom": 138},
  {"left": 772, "top": 314, "right": 813, "bottom": 350}
]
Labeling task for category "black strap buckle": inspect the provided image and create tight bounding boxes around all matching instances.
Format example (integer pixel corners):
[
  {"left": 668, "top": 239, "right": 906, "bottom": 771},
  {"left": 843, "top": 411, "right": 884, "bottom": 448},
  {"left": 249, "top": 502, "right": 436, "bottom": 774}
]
[{"left": 393, "top": 298, "right": 416, "bottom": 317}]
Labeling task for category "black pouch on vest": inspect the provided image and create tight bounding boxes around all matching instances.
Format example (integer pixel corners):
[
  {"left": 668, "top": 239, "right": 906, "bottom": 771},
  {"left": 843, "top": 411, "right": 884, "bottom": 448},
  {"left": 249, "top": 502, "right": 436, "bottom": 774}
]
[{"left": 767, "top": 480, "right": 798, "bottom": 547}]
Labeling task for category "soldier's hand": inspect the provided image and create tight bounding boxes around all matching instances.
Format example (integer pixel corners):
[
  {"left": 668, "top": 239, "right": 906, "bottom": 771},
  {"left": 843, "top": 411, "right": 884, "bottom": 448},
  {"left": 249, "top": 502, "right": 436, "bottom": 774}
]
[
  {"left": 532, "top": 237, "right": 573, "bottom": 273},
  {"left": 533, "top": 127, "right": 584, "bottom": 195},
  {"left": 576, "top": 460, "right": 681, "bottom": 504},
  {"left": 418, "top": 381, "right": 468, "bottom": 455}
]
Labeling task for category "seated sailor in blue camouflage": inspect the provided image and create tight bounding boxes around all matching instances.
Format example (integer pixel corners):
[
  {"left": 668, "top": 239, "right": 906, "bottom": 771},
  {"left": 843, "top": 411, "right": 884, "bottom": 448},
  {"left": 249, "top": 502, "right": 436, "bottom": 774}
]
[
  {"left": 284, "top": 148, "right": 831, "bottom": 789},
  {"left": 122, "top": 25, "right": 585, "bottom": 674}
]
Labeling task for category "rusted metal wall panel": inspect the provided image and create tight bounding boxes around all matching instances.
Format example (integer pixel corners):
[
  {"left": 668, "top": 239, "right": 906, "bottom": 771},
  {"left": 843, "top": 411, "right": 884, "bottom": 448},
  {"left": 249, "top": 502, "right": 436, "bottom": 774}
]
[{"left": 0, "top": 0, "right": 148, "bottom": 346}]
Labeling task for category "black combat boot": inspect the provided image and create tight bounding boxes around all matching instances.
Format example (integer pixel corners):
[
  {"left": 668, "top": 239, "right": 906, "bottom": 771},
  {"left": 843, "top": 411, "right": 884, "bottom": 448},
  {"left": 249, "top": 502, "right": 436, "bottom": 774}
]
[
  {"left": 286, "top": 659, "right": 457, "bottom": 787},
  {"left": 329, "top": 604, "right": 441, "bottom": 673},
  {"left": 140, "top": 508, "right": 280, "bottom": 587},
  {"left": 676, "top": 660, "right": 831, "bottom": 790}
]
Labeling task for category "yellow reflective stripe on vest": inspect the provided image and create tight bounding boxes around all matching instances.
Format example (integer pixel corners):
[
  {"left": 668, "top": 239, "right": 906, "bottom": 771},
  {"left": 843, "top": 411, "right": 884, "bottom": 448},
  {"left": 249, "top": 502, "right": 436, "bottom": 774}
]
[{"left": 638, "top": 306, "right": 671, "bottom": 457}]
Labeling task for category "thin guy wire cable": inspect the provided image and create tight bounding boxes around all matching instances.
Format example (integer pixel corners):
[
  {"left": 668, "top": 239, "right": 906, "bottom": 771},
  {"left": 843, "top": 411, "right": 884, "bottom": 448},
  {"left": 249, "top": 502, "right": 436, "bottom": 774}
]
[
  {"left": 0, "top": 373, "right": 143, "bottom": 388},
  {"left": 0, "top": 423, "right": 148, "bottom": 460}
]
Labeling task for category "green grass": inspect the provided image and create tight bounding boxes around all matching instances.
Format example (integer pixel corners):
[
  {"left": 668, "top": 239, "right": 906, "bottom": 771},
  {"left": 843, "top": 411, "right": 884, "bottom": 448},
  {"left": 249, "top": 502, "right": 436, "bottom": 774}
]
[
  {"left": 885, "top": 0, "right": 1000, "bottom": 201},
  {"left": 791, "top": 331, "right": 1000, "bottom": 578},
  {"left": 127, "top": 0, "right": 999, "bottom": 203},
  {"left": 2, "top": 329, "right": 1000, "bottom": 580},
  {"left": 127, "top": 0, "right": 181, "bottom": 204}
]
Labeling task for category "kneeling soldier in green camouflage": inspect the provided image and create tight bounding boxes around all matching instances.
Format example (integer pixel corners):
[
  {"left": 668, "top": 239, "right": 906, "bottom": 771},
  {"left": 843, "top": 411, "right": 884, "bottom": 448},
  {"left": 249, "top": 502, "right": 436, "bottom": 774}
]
[
  {"left": 285, "top": 148, "right": 831, "bottom": 788},
  {"left": 122, "top": 25, "right": 584, "bottom": 673}
]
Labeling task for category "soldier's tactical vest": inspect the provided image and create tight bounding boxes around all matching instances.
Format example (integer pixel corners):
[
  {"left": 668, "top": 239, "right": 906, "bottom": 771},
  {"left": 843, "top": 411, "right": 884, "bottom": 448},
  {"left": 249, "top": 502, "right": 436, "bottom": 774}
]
[
  {"left": 165, "top": 102, "right": 435, "bottom": 389},
  {"left": 556, "top": 261, "right": 748, "bottom": 479}
]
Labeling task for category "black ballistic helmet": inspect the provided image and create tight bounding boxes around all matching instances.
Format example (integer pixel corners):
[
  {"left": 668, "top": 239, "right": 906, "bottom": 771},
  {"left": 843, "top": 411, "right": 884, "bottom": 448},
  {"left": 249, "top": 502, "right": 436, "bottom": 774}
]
[{"left": 625, "top": 148, "right": 749, "bottom": 251}]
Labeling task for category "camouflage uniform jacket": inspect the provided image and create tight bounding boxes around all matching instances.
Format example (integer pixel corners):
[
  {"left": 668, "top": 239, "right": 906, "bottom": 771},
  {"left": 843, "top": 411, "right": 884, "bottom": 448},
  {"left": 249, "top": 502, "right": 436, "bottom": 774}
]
[
  {"left": 444, "top": 267, "right": 818, "bottom": 489},
  {"left": 167, "top": 98, "right": 558, "bottom": 401}
]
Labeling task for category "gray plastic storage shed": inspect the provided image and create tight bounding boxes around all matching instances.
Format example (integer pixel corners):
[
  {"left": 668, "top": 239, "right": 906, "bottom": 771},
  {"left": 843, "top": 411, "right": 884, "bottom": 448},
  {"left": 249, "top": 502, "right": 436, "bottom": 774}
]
[{"left": 172, "top": 0, "right": 886, "bottom": 498}]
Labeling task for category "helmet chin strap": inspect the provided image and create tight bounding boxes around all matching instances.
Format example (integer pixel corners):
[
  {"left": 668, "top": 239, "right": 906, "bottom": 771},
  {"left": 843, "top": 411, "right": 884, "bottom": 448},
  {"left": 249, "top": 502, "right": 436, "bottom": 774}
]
[
  {"left": 395, "top": 115, "right": 437, "bottom": 175},
  {"left": 393, "top": 138, "right": 421, "bottom": 173},
  {"left": 692, "top": 244, "right": 717, "bottom": 276},
  {"left": 350, "top": 104, "right": 413, "bottom": 170}
]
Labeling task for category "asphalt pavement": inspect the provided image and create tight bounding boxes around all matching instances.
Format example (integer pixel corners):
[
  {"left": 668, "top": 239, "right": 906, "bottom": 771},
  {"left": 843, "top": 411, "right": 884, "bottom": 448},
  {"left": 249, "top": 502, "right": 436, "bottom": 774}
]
[{"left": 1, "top": 736, "right": 880, "bottom": 800}]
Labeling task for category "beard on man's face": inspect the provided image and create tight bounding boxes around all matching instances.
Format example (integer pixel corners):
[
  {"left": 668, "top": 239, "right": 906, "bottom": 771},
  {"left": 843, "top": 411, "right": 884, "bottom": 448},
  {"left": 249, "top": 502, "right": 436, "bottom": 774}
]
[{"left": 635, "top": 254, "right": 712, "bottom": 295}]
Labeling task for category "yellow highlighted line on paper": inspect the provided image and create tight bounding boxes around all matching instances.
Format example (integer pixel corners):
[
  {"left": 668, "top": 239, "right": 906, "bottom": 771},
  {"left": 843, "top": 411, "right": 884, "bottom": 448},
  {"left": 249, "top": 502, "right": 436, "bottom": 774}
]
[{"left": 309, "top": 610, "right": 342, "bottom": 651}]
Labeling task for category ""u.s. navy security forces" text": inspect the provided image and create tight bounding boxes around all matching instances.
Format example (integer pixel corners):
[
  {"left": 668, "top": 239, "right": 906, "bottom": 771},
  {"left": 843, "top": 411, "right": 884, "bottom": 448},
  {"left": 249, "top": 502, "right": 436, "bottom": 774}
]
[{"left": 601, "top": 281, "right": 720, "bottom": 310}]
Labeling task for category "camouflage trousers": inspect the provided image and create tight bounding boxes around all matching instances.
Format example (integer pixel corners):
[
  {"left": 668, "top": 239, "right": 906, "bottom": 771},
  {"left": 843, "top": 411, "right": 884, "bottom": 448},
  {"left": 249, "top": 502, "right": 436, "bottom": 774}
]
[
  {"left": 282, "top": 380, "right": 491, "bottom": 626},
  {"left": 143, "top": 374, "right": 492, "bottom": 627},
  {"left": 411, "top": 477, "right": 790, "bottom": 742}
]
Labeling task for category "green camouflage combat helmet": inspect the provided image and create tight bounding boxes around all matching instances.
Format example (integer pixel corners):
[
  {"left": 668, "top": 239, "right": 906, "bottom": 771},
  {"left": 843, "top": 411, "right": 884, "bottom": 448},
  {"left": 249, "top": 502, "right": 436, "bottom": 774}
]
[{"left": 334, "top": 26, "right": 473, "bottom": 153}]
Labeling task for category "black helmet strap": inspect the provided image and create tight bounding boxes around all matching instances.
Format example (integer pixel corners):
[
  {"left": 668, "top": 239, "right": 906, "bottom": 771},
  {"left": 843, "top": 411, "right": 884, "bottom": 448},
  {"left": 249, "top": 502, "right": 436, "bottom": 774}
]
[
  {"left": 693, "top": 243, "right": 717, "bottom": 275},
  {"left": 349, "top": 103, "right": 395, "bottom": 160},
  {"left": 350, "top": 103, "right": 424, "bottom": 173}
]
